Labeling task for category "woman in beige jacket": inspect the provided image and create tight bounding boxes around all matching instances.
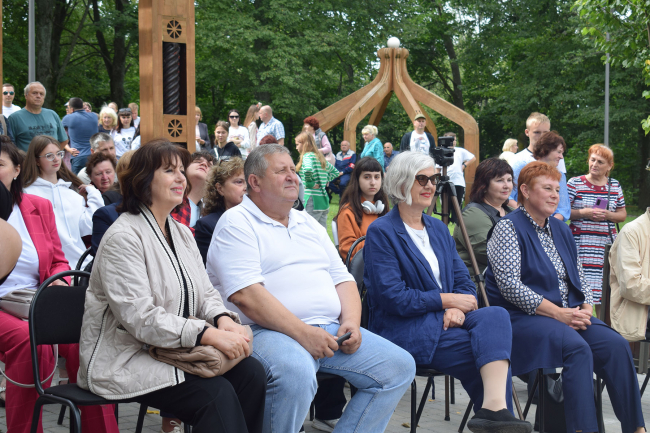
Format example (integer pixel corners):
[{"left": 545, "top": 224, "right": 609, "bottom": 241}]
[{"left": 78, "top": 140, "right": 265, "bottom": 433}]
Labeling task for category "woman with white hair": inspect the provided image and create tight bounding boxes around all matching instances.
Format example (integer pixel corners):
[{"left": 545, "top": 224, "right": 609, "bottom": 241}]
[
  {"left": 499, "top": 139, "right": 519, "bottom": 166},
  {"left": 98, "top": 105, "right": 118, "bottom": 134},
  {"left": 363, "top": 151, "right": 532, "bottom": 433},
  {"left": 359, "top": 125, "right": 384, "bottom": 169}
]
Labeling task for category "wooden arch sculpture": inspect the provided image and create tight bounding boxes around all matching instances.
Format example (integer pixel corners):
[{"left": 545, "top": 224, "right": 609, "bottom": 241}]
[{"left": 311, "top": 45, "right": 479, "bottom": 189}]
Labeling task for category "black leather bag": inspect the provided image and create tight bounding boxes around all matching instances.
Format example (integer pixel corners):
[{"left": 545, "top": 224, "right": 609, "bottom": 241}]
[{"left": 534, "top": 373, "right": 566, "bottom": 433}]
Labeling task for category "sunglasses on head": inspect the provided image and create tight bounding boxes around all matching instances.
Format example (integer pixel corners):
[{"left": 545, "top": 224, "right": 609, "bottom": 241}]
[
  {"left": 3, "top": 91, "right": 14, "bottom": 95},
  {"left": 118, "top": 108, "right": 131, "bottom": 115},
  {"left": 415, "top": 174, "right": 438, "bottom": 187}
]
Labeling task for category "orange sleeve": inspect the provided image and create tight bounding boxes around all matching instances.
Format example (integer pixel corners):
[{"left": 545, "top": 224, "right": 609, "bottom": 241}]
[{"left": 338, "top": 207, "right": 362, "bottom": 260}]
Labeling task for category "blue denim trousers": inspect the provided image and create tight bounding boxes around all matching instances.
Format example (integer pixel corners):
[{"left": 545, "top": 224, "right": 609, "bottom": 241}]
[{"left": 250, "top": 323, "right": 416, "bottom": 433}]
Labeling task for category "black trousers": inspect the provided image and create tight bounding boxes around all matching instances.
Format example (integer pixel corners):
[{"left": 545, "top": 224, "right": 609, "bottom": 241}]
[
  {"left": 313, "top": 376, "right": 347, "bottom": 420},
  {"left": 445, "top": 185, "right": 465, "bottom": 224},
  {"left": 134, "top": 357, "right": 266, "bottom": 433}
]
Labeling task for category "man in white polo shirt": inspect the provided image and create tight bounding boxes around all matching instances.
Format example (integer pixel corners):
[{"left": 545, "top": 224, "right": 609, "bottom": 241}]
[{"left": 206, "top": 144, "right": 415, "bottom": 433}]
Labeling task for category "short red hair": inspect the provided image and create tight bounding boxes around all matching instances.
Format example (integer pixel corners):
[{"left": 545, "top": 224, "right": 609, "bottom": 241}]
[
  {"left": 303, "top": 116, "right": 320, "bottom": 130},
  {"left": 588, "top": 144, "right": 614, "bottom": 170},
  {"left": 517, "top": 161, "right": 562, "bottom": 205}
]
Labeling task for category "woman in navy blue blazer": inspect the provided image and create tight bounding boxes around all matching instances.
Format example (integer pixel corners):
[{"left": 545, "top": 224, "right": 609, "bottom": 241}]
[
  {"left": 364, "top": 151, "right": 531, "bottom": 433},
  {"left": 486, "top": 161, "right": 644, "bottom": 433}
]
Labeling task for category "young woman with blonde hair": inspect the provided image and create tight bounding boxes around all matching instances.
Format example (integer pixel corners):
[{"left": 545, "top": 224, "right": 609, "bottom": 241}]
[{"left": 295, "top": 132, "right": 339, "bottom": 226}]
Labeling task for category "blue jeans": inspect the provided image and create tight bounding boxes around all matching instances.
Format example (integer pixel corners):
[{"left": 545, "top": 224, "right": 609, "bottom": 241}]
[
  {"left": 71, "top": 155, "right": 88, "bottom": 175},
  {"left": 251, "top": 323, "right": 415, "bottom": 433}
]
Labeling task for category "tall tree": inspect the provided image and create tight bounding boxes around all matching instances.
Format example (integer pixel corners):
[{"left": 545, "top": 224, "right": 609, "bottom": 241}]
[{"left": 35, "top": 0, "right": 90, "bottom": 107}]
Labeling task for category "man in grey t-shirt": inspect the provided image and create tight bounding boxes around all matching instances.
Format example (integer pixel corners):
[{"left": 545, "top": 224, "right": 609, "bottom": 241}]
[{"left": 7, "top": 82, "right": 68, "bottom": 152}]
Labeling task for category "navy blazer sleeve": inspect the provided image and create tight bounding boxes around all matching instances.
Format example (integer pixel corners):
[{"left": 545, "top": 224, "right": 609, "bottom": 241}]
[
  {"left": 364, "top": 222, "right": 444, "bottom": 316},
  {"left": 91, "top": 204, "right": 119, "bottom": 256}
]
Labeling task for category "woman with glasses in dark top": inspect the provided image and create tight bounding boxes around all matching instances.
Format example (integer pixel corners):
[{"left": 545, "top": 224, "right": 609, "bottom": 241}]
[
  {"left": 364, "top": 151, "right": 532, "bottom": 433},
  {"left": 227, "top": 109, "right": 251, "bottom": 159}
]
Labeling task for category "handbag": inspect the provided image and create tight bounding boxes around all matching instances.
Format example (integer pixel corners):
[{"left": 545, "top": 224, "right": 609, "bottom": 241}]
[
  {"left": 604, "top": 178, "right": 621, "bottom": 245},
  {"left": 0, "top": 288, "right": 36, "bottom": 320},
  {"left": 149, "top": 317, "right": 253, "bottom": 378},
  {"left": 533, "top": 373, "right": 567, "bottom": 433},
  {"left": 0, "top": 289, "right": 58, "bottom": 388}
]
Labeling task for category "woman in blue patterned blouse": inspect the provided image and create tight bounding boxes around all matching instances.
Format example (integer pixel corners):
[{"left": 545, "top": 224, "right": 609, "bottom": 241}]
[
  {"left": 485, "top": 161, "right": 644, "bottom": 433},
  {"left": 359, "top": 125, "right": 384, "bottom": 169}
]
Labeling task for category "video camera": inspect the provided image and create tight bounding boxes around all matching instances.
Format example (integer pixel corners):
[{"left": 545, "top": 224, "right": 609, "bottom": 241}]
[{"left": 431, "top": 136, "right": 455, "bottom": 167}]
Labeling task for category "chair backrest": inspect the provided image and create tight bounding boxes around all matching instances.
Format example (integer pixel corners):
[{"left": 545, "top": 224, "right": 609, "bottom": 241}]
[
  {"left": 331, "top": 220, "right": 338, "bottom": 248},
  {"left": 601, "top": 244, "right": 612, "bottom": 326},
  {"left": 29, "top": 270, "right": 90, "bottom": 395},
  {"left": 346, "top": 236, "right": 367, "bottom": 328},
  {"left": 75, "top": 247, "right": 93, "bottom": 271},
  {"left": 30, "top": 271, "right": 90, "bottom": 346}
]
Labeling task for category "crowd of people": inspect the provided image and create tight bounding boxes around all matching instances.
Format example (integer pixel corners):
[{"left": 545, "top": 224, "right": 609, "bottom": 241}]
[{"left": 0, "top": 81, "right": 649, "bottom": 433}]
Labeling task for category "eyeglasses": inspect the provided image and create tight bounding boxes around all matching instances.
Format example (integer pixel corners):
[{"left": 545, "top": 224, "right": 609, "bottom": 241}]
[
  {"left": 2, "top": 91, "right": 14, "bottom": 95},
  {"left": 229, "top": 115, "right": 239, "bottom": 119},
  {"left": 37, "top": 151, "right": 65, "bottom": 161},
  {"left": 415, "top": 174, "right": 438, "bottom": 187}
]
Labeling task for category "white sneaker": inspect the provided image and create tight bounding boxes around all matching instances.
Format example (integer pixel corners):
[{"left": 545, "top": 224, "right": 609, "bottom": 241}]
[
  {"left": 160, "top": 420, "right": 183, "bottom": 433},
  {"left": 312, "top": 418, "right": 339, "bottom": 432}
]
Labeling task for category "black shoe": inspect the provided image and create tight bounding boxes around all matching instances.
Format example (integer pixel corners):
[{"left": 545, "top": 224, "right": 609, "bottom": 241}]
[{"left": 467, "top": 408, "right": 532, "bottom": 433}]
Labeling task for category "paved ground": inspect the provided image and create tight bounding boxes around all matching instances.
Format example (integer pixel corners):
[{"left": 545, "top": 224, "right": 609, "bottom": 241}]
[{"left": 1, "top": 371, "right": 648, "bottom": 432}]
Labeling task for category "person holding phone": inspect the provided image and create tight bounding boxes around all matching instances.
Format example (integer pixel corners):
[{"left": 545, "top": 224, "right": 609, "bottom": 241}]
[{"left": 568, "top": 144, "right": 627, "bottom": 308}]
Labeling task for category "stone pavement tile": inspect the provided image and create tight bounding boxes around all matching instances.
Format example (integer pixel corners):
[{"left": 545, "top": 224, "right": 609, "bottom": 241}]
[{"left": 2, "top": 374, "right": 649, "bottom": 432}]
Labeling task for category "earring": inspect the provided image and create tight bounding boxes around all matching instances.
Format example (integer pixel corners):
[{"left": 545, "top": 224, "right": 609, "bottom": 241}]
[{"left": 13, "top": 177, "right": 17, "bottom": 180}]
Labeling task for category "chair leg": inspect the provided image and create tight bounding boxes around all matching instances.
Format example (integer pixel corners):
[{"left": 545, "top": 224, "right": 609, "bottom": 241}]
[
  {"left": 58, "top": 405, "right": 67, "bottom": 425},
  {"left": 641, "top": 373, "right": 650, "bottom": 397},
  {"left": 114, "top": 403, "right": 119, "bottom": 422},
  {"left": 184, "top": 423, "right": 191, "bottom": 433},
  {"left": 135, "top": 404, "right": 148, "bottom": 433},
  {"left": 444, "top": 376, "right": 450, "bottom": 421},
  {"left": 309, "top": 401, "right": 315, "bottom": 421},
  {"left": 523, "top": 372, "right": 539, "bottom": 420},
  {"left": 70, "top": 405, "right": 82, "bottom": 433},
  {"left": 411, "top": 379, "right": 417, "bottom": 433},
  {"left": 595, "top": 376, "right": 605, "bottom": 433},
  {"left": 416, "top": 377, "right": 434, "bottom": 426},
  {"left": 30, "top": 398, "right": 46, "bottom": 433},
  {"left": 450, "top": 377, "right": 455, "bottom": 404},
  {"left": 538, "top": 370, "right": 546, "bottom": 433},
  {"left": 458, "top": 401, "right": 473, "bottom": 433}
]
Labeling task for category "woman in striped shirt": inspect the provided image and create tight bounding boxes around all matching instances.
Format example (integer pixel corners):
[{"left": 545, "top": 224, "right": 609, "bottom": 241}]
[
  {"left": 295, "top": 132, "right": 340, "bottom": 227},
  {"left": 568, "top": 144, "right": 627, "bottom": 308}
]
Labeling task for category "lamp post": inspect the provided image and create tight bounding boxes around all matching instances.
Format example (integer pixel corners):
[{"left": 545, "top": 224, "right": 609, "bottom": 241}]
[
  {"left": 28, "top": 0, "right": 35, "bottom": 82},
  {"left": 604, "top": 32, "right": 610, "bottom": 146}
]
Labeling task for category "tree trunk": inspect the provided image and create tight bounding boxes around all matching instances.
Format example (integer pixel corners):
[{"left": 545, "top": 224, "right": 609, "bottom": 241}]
[
  {"left": 441, "top": 35, "right": 464, "bottom": 111},
  {"left": 91, "top": 0, "right": 128, "bottom": 107},
  {"left": 35, "top": 0, "right": 65, "bottom": 107}
]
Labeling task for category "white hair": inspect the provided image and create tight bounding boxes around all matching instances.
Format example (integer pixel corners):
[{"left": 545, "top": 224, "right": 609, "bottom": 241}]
[
  {"left": 503, "top": 138, "right": 518, "bottom": 152},
  {"left": 361, "top": 125, "right": 378, "bottom": 136},
  {"left": 24, "top": 81, "right": 46, "bottom": 97},
  {"left": 384, "top": 151, "right": 435, "bottom": 205}
]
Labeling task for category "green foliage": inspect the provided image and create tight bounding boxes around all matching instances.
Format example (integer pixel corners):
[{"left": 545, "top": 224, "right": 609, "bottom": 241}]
[{"left": 2, "top": 0, "right": 648, "bottom": 204}]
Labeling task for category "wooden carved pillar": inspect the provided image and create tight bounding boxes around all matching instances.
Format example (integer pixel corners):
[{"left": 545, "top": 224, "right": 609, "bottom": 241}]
[{"left": 139, "top": 0, "right": 196, "bottom": 151}]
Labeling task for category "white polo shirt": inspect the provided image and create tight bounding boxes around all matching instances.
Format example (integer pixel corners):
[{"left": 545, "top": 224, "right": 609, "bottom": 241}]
[{"left": 206, "top": 195, "right": 354, "bottom": 326}]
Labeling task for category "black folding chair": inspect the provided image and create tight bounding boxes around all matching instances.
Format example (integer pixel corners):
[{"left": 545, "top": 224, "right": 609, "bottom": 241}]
[
  {"left": 347, "top": 236, "right": 452, "bottom": 432},
  {"left": 28, "top": 270, "right": 135, "bottom": 433}
]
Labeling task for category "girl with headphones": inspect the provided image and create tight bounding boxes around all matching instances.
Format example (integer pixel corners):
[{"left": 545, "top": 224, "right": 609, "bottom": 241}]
[{"left": 335, "top": 157, "right": 389, "bottom": 260}]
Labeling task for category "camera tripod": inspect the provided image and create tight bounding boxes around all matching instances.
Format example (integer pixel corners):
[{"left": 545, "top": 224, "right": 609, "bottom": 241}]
[{"left": 426, "top": 164, "right": 526, "bottom": 423}]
